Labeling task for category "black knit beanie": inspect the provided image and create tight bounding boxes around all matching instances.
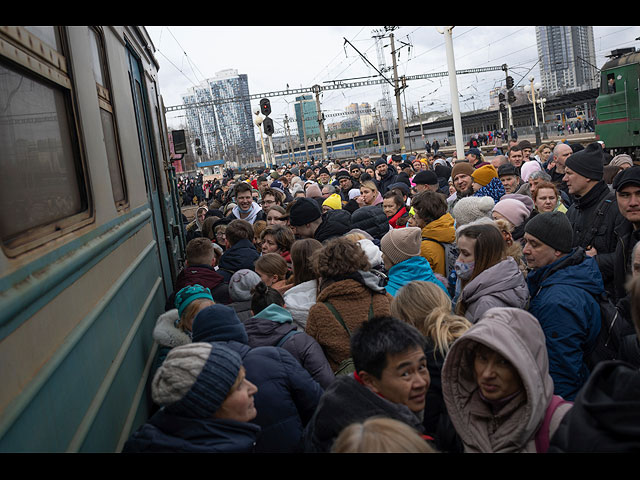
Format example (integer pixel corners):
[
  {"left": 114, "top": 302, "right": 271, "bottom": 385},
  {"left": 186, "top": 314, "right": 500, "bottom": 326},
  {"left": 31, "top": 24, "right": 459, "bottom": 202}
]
[
  {"left": 565, "top": 142, "right": 604, "bottom": 180},
  {"left": 524, "top": 211, "right": 573, "bottom": 253}
]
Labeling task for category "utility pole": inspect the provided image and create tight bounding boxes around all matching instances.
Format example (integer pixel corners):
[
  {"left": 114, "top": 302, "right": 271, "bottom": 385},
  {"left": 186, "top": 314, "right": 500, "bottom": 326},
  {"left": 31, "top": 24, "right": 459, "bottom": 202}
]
[
  {"left": 284, "top": 114, "right": 295, "bottom": 163},
  {"left": 312, "top": 85, "right": 328, "bottom": 161},
  {"left": 437, "top": 26, "right": 465, "bottom": 160},
  {"left": 390, "top": 33, "right": 406, "bottom": 152}
]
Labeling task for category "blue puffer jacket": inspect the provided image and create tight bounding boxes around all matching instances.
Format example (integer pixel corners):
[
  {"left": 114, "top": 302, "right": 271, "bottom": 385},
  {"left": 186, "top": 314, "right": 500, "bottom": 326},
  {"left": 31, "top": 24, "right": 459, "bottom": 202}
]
[
  {"left": 191, "top": 305, "right": 324, "bottom": 453},
  {"left": 527, "top": 248, "right": 604, "bottom": 401},
  {"left": 385, "top": 255, "right": 449, "bottom": 297},
  {"left": 122, "top": 409, "right": 260, "bottom": 453}
]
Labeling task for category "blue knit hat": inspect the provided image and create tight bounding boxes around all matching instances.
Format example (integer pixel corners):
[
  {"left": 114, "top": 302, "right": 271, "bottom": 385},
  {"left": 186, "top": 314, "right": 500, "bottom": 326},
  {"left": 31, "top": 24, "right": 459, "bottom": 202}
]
[
  {"left": 174, "top": 284, "right": 214, "bottom": 318},
  {"left": 152, "top": 342, "right": 242, "bottom": 418},
  {"left": 192, "top": 304, "right": 249, "bottom": 344}
]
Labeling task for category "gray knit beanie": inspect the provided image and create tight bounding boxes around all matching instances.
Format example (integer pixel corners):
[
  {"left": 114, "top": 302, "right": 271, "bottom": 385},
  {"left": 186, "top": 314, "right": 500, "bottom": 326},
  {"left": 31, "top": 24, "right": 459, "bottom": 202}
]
[
  {"left": 152, "top": 342, "right": 242, "bottom": 418},
  {"left": 380, "top": 227, "right": 422, "bottom": 266},
  {"left": 524, "top": 211, "right": 573, "bottom": 253},
  {"left": 228, "top": 269, "right": 261, "bottom": 302},
  {"left": 452, "top": 196, "right": 495, "bottom": 227}
]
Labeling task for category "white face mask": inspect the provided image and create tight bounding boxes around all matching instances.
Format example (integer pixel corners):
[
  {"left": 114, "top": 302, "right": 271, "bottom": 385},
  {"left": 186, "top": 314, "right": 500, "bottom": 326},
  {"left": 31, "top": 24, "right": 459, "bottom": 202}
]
[{"left": 454, "top": 260, "right": 475, "bottom": 280}]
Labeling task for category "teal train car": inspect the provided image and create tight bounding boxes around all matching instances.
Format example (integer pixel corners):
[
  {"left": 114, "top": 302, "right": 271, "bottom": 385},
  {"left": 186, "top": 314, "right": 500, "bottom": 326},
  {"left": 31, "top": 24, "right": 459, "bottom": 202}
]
[
  {"left": 595, "top": 47, "right": 640, "bottom": 157},
  {"left": 0, "top": 26, "right": 184, "bottom": 452}
]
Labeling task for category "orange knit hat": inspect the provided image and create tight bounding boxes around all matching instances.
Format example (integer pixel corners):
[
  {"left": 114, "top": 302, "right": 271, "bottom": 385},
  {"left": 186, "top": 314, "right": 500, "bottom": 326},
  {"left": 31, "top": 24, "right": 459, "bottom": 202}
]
[{"left": 471, "top": 164, "right": 499, "bottom": 187}]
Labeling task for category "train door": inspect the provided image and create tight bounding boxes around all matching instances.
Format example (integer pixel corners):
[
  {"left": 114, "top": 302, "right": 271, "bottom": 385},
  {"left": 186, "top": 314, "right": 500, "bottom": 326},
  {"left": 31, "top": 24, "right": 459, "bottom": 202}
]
[{"left": 125, "top": 45, "right": 173, "bottom": 297}]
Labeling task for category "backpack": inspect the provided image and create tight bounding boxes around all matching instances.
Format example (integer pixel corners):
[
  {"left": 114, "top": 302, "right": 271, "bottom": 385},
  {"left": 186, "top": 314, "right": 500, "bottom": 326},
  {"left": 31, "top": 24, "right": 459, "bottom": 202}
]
[
  {"left": 323, "top": 294, "right": 374, "bottom": 376},
  {"left": 535, "top": 395, "right": 573, "bottom": 453},
  {"left": 584, "top": 291, "right": 625, "bottom": 370},
  {"left": 422, "top": 237, "right": 459, "bottom": 278},
  {"left": 276, "top": 329, "right": 301, "bottom": 348},
  {"left": 574, "top": 192, "right": 615, "bottom": 250}
]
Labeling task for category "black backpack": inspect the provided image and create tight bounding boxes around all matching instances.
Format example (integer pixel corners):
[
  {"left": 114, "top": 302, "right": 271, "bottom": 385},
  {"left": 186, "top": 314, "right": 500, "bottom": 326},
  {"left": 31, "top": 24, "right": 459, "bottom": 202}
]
[{"left": 584, "top": 291, "right": 625, "bottom": 370}]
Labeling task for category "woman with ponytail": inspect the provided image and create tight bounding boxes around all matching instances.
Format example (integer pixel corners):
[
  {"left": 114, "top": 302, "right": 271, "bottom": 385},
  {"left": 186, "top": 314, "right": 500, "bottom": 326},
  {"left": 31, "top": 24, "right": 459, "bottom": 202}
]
[
  {"left": 243, "top": 281, "right": 335, "bottom": 389},
  {"left": 391, "top": 280, "right": 470, "bottom": 453}
]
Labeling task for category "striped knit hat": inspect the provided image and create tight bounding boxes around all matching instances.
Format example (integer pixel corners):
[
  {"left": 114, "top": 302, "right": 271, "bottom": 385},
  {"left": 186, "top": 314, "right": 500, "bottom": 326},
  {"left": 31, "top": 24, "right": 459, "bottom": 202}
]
[{"left": 152, "top": 342, "right": 242, "bottom": 418}]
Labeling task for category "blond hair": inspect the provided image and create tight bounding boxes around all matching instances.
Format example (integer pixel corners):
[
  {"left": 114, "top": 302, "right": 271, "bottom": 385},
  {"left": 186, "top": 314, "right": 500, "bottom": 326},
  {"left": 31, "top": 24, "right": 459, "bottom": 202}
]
[
  {"left": 391, "top": 281, "right": 471, "bottom": 357},
  {"left": 331, "top": 417, "right": 436, "bottom": 453},
  {"left": 177, "top": 298, "right": 215, "bottom": 332}
]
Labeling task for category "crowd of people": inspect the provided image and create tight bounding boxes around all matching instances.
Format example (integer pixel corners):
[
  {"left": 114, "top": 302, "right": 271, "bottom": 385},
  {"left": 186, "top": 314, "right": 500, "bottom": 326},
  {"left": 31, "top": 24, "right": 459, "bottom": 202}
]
[{"left": 123, "top": 140, "right": 640, "bottom": 453}]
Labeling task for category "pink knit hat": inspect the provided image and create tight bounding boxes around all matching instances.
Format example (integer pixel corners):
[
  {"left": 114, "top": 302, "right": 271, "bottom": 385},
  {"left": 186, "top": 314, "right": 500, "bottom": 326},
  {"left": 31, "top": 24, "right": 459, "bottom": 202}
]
[{"left": 492, "top": 198, "right": 530, "bottom": 227}]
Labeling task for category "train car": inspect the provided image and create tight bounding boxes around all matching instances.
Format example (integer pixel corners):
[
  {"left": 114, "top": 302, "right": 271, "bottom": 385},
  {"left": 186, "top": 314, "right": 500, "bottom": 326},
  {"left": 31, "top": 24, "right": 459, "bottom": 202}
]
[
  {"left": 595, "top": 47, "right": 640, "bottom": 156},
  {"left": 0, "top": 26, "right": 184, "bottom": 452}
]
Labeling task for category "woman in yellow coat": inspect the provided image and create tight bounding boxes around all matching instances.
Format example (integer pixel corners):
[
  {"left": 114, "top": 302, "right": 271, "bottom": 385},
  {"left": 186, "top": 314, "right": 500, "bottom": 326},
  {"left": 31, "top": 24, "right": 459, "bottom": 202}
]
[{"left": 411, "top": 190, "right": 456, "bottom": 277}]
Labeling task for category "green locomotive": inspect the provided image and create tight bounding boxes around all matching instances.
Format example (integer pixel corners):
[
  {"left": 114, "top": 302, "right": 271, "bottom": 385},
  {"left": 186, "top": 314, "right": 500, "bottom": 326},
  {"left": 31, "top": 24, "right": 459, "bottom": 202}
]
[{"left": 595, "top": 47, "right": 640, "bottom": 157}]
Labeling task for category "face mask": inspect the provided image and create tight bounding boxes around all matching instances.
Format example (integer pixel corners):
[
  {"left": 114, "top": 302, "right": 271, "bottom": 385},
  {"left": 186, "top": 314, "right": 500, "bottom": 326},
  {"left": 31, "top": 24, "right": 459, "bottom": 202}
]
[{"left": 455, "top": 260, "right": 475, "bottom": 281}]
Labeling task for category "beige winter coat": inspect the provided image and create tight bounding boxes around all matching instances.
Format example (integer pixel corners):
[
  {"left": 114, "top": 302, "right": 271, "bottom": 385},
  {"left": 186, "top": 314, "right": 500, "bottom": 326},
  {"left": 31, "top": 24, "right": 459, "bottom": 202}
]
[{"left": 441, "top": 307, "right": 559, "bottom": 453}]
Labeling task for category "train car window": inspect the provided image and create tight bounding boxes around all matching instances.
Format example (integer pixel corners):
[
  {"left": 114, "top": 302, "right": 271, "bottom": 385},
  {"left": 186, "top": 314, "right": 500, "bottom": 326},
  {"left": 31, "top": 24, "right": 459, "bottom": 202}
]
[
  {"left": 88, "top": 27, "right": 128, "bottom": 209},
  {"left": 0, "top": 26, "right": 91, "bottom": 256},
  {"left": 606, "top": 73, "right": 616, "bottom": 94},
  {"left": 24, "top": 26, "right": 60, "bottom": 50}
]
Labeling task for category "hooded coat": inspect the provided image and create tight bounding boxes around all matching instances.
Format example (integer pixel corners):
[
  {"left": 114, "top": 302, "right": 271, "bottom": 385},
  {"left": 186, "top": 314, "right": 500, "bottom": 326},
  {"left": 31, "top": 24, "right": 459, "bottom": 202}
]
[
  {"left": 282, "top": 279, "right": 318, "bottom": 331},
  {"left": 244, "top": 304, "right": 335, "bottom": 389},
  {"left": 306, "top": 271, "right": 392, "bottom": 372},
  {"left": 151, "top": 309, "right": 190, "bottom": 375},
  {"left": 458, "top": 257, "right": 530, "bottom": 323},
  {"left": 527, "top": 248, "right": 604, "bottom": 401},
  {"left": 385, "top": 256, "right": 448, "bottom": 297},
  {"left": 441, "top": 307, "right": 568, "bottom": 453},
  {"left": 191, "top": 305, "right": 324, "bottom": 453},
  {"left": 419, "top": 212, "right": 456, "bottom": 276},
  {"left": 548, "top": 360, "right": 640, "bottom": 452}
]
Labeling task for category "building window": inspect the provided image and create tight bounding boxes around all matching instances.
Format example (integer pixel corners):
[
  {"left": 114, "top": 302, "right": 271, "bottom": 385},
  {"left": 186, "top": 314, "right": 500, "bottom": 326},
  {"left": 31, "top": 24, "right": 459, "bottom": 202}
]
[
  {"left": 0, "top": 26, "right": 91, "bottom": 255},
  {"left": 88, "top": 27, "right": 128, "bottom": 208}
]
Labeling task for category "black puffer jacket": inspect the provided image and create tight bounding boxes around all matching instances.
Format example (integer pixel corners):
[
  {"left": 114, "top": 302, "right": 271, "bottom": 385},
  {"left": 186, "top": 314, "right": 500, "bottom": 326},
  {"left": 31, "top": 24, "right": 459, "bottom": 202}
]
[
  {"left": 314, "top": 209, "right": 352, "bottom": 243},
  {"left": 350, "top": 205, "right": 390, "bottom": 241},
  {"left": 548, "top": 360, "right": 640, "bottom": 452}
]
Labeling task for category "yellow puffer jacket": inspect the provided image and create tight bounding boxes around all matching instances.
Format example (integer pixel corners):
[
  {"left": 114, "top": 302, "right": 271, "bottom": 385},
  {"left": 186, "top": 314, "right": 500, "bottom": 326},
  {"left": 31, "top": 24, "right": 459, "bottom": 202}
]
[{"left": 420, "top": 212, "right": 456, "bottom": 276}]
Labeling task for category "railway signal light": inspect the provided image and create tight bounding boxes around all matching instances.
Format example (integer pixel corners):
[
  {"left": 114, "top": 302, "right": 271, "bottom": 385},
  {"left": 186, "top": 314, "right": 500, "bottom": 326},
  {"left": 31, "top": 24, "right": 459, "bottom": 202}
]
[
  {"left": 263, "top": 117, "right": 274, "bottom": 136},
  {"left": 506, "top": 76, "right": 514, "bottom": 89},
  {"left": 498, "top": 92, "right": 505, "bottom": 103},
  {"left": 508, "top": 91, "right": 516, "bottom": 103},
  {"left": 260, "top": 98, "right": 272, "bottom": 116}
]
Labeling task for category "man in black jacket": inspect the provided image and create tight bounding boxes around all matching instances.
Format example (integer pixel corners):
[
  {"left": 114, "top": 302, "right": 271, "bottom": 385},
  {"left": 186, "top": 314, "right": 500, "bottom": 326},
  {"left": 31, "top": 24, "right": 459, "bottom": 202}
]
[
  {"left": 288, "top": 197, "right": 352, "bottom": 243},
  {"left": 564, "top": 143, "right": 626, "bottom": 294},
  {"left": 375, "top": 157, "right": 397, "bottom": 195},
  {"left": 302, "top": 317, "right": 435, "bottom": 453},
  {"left": 610, "top": 167, "right": 640, "bottom": 302}
]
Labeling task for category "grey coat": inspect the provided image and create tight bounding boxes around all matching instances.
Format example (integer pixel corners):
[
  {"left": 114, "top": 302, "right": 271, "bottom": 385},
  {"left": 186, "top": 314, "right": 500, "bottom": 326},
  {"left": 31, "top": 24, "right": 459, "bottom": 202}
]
[{"left": 459, "top": 257, "right": 529, "bottom": 323}]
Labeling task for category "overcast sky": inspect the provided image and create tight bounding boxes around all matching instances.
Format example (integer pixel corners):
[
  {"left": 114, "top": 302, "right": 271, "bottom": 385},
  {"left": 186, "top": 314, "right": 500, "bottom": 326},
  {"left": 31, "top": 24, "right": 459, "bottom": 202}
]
[{"left": 145, "top": 26, "right": 640, "bottom": 134}]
